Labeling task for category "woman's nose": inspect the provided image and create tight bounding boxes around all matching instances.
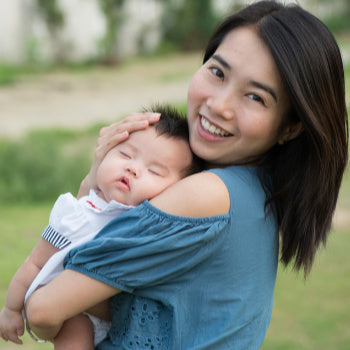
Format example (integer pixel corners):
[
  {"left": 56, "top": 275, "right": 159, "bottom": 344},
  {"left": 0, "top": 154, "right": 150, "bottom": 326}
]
[{"left": 207, "top": 92, "right": 235, "bottom": 120}]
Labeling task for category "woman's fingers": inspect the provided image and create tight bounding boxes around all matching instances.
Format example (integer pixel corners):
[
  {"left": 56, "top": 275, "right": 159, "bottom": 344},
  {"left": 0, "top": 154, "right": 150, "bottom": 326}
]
[
  {"left": 122, "top": 112, "right": 161, "bottom": 125},
  {"left": 97, "top": 112, "right": 161, "bottom": 156},
  {"left": 95, "top": 131, "right": 129, "bottom": 159},
  {"left": 99, "top": 112, "right": 161, "bottom": 138}
]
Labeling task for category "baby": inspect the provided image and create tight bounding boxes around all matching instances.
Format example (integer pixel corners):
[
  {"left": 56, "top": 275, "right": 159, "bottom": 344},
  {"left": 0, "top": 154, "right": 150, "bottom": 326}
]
[{"left": 0, "top": 104, "right": 202, "bottom": 349}]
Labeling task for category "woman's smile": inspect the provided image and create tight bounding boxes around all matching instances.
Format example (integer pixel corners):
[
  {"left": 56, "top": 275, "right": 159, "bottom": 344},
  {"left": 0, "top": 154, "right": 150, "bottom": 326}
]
[{"left": 200, "top": 115, "right": 232, "bottom": 138}]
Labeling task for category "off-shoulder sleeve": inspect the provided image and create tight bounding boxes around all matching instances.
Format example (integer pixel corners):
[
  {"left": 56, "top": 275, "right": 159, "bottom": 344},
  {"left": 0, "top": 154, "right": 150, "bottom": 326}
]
[{"left": 64, "top": 201, "right": 229, "bottom": 293}]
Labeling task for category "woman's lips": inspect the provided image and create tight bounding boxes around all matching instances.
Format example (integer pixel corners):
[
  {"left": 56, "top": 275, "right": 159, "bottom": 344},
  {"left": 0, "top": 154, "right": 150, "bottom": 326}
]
[{"left": 198, "top": 115, "right": 233, "bottom": 140}]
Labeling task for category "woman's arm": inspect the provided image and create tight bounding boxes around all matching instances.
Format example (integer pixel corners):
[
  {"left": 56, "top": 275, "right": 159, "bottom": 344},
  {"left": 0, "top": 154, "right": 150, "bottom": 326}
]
[
  {"left": 25, "top": 269, "right": 119, "bottom": 340},
  {"left": 78, "top": 112, "right": 160, "bottom": 198}
]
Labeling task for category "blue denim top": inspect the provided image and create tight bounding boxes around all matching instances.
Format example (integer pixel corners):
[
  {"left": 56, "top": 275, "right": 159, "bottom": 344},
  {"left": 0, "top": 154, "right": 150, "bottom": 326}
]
[{"left": 64, "top": 166, "right": 279, "bottom": 349}]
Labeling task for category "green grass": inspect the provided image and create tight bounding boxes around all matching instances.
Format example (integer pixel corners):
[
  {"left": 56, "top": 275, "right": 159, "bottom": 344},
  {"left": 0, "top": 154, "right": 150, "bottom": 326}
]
[
  {"left": 0, "top": 63, "right": 54, "bottom": 86},
  {"left": 0, "top": 203, "right": 53, "bottom": 349},
  {"left": 262, "top": 228, "right": 350, "bottom": 349},
  {"left": 0, "top": 128, "right": 97, "bottom": 204}
]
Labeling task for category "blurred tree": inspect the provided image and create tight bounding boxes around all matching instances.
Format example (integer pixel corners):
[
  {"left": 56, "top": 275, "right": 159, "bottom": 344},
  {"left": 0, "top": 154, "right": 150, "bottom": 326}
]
[
  {"left": 0, "top": 131, "right": 91, "bottom": 203},
  {"left": 160, "top": 0, "right": 219, "bottom": 51},
  {"left": 36, "top": 0, "right": 64, "bottom": 30},
  {"left": 317, "top": 0, "right": 350, "bottom": 32},
  {"left": 36, "top": 0, "right": 65, "bottom": 62},
  {"left": 97, "top": 0, "right": 125, "bottom": 64}
]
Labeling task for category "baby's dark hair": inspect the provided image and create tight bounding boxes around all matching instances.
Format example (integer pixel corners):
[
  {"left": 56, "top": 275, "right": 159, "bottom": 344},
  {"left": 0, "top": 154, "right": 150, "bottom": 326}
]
[{"left": 145, "top": 104, "right": 204, "bottom": 176}]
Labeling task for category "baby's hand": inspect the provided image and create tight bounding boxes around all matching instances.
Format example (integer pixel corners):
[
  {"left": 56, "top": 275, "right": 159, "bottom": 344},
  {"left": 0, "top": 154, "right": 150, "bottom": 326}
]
[{"left": 0, "top": 307, "right": 24, "bottom": 344}]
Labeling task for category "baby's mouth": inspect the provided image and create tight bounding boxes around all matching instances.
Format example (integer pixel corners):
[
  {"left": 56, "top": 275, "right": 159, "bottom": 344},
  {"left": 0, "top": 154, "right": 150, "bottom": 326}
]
[
  {"left": 200, "top": 115, "right": 232, "bottom": 137},
  {"left": 117, "top": 176, "right": 130, "bottom": 191}
]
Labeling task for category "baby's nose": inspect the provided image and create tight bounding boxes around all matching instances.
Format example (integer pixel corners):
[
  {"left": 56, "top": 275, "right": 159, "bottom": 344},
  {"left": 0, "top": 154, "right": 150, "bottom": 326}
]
[{"left": 126, "top": 164, "right": 140, "bottom": 177}]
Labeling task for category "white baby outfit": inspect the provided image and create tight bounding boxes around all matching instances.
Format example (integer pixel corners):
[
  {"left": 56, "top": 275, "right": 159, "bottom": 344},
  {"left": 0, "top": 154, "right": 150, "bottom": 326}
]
[{"left": 25, "top": 190, "right": 134, "bottom": 345}]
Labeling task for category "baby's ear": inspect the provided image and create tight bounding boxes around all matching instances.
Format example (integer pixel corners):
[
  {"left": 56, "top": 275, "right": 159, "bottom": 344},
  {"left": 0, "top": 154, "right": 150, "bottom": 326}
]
[{"left": 278, "top": 122, "right": 303, "bottom": 145}]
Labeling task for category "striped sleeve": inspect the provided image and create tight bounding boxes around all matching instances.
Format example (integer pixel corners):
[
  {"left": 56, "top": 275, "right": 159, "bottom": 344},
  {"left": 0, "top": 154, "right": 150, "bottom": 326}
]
[
  {"left": 41, "top": 224, "right": 71, "bottom": 249},
  {"left": 40, "top": 192, "right": 88, "bottom": 250}
]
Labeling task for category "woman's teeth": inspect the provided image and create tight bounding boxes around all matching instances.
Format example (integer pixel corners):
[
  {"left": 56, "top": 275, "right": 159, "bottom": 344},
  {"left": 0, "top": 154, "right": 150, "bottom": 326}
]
[{"left": 200, "top": 117, "right": 231, "bottom": 137}]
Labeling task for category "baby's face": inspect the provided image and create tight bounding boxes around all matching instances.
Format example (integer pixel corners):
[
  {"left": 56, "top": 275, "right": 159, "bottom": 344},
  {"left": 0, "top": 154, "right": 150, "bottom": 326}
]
[{"left": 96, "top": 127, "right": 193, "bottom": 206}]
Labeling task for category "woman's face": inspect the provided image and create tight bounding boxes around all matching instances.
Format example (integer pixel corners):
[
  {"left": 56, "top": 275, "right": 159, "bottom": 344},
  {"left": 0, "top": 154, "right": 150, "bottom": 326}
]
[{"left": 187, "top": 26, "right": 290, "bottom": 165}]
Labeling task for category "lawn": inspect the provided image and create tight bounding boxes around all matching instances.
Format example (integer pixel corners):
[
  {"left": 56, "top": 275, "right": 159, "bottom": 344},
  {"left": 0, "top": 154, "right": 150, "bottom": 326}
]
[
  {"left": 263, "top": 229, "right": 350, "bottom": 349},
  {"left": 0, "top": 204, "right": 53, "bottom": 350}
]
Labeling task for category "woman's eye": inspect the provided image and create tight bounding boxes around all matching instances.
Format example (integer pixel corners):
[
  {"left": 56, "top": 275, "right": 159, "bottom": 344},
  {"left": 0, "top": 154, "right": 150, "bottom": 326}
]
[
  {"left": 211, "top": 67, "right": 224, "bottom": 80},
  {"left": 247, "top": 93, "right": 265, "bottom": 105}
]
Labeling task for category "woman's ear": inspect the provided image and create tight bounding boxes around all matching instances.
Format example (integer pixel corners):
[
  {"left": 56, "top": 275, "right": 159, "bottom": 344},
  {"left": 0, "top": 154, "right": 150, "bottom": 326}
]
[{"left": 278, "top": 122, "right": 303, "bottom": 145}]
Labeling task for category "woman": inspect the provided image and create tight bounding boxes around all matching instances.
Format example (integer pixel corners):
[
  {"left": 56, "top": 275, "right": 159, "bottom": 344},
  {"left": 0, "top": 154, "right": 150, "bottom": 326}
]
[{"left": 25, "top": 1, "right": 348, "bottom": 349}]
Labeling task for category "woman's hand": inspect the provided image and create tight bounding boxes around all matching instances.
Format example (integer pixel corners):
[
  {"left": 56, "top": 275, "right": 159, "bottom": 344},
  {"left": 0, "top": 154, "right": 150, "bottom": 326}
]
[{"left": 78, "top": 112, "right": 160, "bottom": 198}]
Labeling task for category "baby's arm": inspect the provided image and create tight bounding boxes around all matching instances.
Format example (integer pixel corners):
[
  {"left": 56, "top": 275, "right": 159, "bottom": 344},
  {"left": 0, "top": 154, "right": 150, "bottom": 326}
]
[{"left": 0, "top": 238, "right": 58, "bottom": 344}]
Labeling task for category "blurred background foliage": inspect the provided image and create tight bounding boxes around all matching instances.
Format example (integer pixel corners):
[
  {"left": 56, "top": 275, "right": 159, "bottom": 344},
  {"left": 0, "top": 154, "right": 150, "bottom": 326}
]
[
  {"left": 320, "top": 0, "right": 350, "bottom": 32},
  {"left": 37, "top": 0, "right": 65, "bottom": 32},
  {"left": 33, "top": 0, "right": 350, "bottom": 55},
  {"left": 97, "top": 0, "right": 125, "bottom": 63},
  {"left": 160, "top": 0, "right": 219, "bottom": 52},
  {"left": 0, "top": 128, "right": 95, "bottom": 203},
  {"left": 0, "top": 0, "right": 349, "bottom": 85}
]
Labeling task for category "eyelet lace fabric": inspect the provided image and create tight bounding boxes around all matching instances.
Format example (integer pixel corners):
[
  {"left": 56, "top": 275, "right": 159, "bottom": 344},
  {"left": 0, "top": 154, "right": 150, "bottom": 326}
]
[{"left": 107, "top": 293, "right": 171, "bottom": 349}]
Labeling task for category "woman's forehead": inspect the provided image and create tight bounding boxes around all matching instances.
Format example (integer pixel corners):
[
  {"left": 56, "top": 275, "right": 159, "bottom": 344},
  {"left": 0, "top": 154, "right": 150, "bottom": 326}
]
[
  {"left": 214, "top": 26, "right": 286, "bottom": 99},
  {"left": 217, "top": 27, "right": 276, "bottom": 72}
]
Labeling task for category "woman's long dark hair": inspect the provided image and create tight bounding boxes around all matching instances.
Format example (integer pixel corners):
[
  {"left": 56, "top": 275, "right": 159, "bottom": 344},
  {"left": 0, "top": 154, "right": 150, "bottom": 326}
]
[{"left": 204, "top": 1, "right": 348, "bottom": 275}]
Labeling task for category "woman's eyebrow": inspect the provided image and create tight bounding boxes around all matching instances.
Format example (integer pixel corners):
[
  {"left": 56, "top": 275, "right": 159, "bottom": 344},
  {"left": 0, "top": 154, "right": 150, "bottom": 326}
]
[
  {"left": 212, "top": 54, "right": 278, "bottom": 102},
  {"left": 212, "top": 54, "right": 231, "bottom": 70}
]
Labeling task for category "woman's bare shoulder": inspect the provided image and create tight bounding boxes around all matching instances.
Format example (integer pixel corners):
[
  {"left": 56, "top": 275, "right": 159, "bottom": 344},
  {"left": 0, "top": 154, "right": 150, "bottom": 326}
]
[{"left": 150, "top": 171, "right": 230, "bottom": 217}]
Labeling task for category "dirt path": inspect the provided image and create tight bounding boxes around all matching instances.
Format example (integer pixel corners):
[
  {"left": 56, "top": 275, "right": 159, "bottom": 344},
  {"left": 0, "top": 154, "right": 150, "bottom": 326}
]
[
  {"left": 0, "top": 52, "right": 202, "bottom": 139},
  {"left": 1, "top": 43, "right": 348, "bottom": 139}
]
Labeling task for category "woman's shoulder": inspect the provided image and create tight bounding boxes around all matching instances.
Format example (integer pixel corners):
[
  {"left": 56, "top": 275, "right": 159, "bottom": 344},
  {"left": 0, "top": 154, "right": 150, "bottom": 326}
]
[
  {"left": 150, "top": 170, "right": 230, "bottom": 217},
  {"left": 150, "top": 166, "right": 264, "bottom": 218}
]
